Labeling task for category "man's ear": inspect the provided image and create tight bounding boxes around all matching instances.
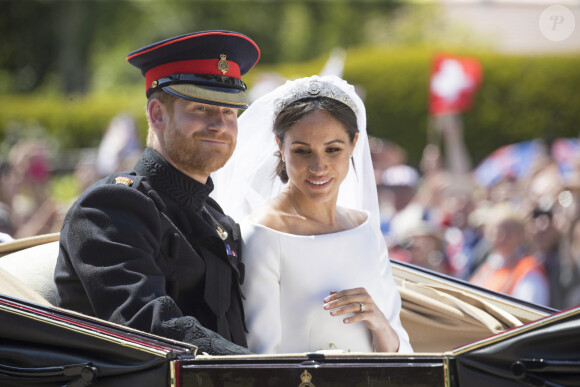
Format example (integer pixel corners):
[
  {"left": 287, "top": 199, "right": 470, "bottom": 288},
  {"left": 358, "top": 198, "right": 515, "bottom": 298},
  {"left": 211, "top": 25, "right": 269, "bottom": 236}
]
[{"left": 147, "top": 99, "right": 167, "bottom": 131}]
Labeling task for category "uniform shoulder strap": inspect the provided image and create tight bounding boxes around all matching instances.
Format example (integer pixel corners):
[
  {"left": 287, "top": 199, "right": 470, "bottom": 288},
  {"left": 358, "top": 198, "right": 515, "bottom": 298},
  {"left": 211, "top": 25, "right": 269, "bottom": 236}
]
[{"left": 108, "top": 171, "right": 166, "bottom": 213}]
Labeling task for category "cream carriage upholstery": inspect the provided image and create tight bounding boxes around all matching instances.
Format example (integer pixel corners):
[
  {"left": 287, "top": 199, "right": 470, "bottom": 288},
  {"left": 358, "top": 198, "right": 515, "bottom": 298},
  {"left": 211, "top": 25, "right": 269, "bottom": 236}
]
[{"left": 0, "top": 234, "right": 59, "bottom": 306}]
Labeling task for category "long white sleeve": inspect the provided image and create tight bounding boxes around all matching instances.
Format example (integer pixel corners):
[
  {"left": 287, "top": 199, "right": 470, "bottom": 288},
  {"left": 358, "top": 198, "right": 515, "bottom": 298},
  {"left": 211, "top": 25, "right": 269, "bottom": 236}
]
[
  {"left": 241, "top": 221, "right": 282, "bottom": 354},
  {"left": 375, "top": 228, "right": 413, "bottom": 353}
]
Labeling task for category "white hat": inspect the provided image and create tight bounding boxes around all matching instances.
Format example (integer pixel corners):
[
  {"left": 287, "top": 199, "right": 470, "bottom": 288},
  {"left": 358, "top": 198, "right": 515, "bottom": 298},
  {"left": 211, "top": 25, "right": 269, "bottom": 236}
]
[{"left": 381, "top": 165, "right": 419, "bottom": 187}]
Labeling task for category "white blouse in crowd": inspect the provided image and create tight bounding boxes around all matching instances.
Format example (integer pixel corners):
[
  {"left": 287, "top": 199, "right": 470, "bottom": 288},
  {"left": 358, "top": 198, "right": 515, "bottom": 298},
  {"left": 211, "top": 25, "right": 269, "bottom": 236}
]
[{"left": 241, "top": 213, "right": 413, "bottom": 354}]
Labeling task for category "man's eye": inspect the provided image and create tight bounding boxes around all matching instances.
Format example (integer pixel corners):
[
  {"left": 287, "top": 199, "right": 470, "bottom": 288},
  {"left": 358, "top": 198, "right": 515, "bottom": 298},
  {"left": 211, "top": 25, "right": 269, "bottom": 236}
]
[{"left": 195, "top": 106, "right": 207, "bottom": 111}]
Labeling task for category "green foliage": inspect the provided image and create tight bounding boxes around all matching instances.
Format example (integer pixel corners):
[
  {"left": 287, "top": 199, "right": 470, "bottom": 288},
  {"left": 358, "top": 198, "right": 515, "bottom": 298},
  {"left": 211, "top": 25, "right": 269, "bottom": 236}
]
[
  {"left": 255, "top": 46, "right": 580, "bottom": 167},
  {"left": 344, "top": 47, "right": 580, "bottom": 166},
  {"left": 463, "top": 54, "right": 580, "bottom": 164},
  {"left": 0, "top": 0, "right": 404, "bottom": 94},
  {"left": 1, "top": 48, "right": 579, "bottom": 169},
  {"left": 0, "top": 91, "right": 147, "bottom": 153},
  {"left": 345, "top": 46, "right": 432, "bottom": 165},
  {"left": 49, "top": 173, "right": 81, "bottom": 204}
]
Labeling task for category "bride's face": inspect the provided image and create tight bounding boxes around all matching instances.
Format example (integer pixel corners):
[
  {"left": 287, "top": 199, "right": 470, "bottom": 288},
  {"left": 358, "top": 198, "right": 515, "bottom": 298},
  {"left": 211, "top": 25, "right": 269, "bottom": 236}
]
[{"left": 277, "top": 109, "right": 358, "bottom": 204}]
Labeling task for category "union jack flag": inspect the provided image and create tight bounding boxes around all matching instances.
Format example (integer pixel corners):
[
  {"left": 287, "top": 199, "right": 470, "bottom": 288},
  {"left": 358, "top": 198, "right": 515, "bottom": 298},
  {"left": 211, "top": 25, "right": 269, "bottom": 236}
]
[
  {"left": 473, "top": 140, "right": 545, "bottom": 188},
  {"left": 551, "top": 138, "right": 580, "bottom": 183}
]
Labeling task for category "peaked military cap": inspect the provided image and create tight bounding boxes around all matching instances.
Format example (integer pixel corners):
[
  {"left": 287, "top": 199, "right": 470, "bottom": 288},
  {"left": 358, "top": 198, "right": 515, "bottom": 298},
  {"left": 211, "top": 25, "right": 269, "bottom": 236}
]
[{"left": 127, "top": 30, "right": 260, "bottom": 109}]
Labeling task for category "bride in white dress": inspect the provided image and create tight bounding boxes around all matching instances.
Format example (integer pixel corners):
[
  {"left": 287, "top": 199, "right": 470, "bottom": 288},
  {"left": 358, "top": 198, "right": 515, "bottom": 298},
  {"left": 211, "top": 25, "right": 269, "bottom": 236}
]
[{"left": 211, "top": 75, "right": 412, "bottom": 354}]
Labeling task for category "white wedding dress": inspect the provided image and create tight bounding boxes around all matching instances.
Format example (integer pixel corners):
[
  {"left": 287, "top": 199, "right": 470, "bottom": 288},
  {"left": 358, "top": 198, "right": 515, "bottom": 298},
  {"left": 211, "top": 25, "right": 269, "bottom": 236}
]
[
  {"left": 241, "top": 213, "right": 412, "bottom": 354},
  {"left": 211, "top": 75, "right": 412, "bottom": 354}
]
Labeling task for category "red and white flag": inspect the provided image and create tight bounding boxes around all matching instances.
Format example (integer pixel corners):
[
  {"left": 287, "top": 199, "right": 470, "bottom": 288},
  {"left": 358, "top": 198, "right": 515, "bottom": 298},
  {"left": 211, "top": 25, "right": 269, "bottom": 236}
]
[{"left": 429, "top": 54, "right": 483, "bottom": 116}]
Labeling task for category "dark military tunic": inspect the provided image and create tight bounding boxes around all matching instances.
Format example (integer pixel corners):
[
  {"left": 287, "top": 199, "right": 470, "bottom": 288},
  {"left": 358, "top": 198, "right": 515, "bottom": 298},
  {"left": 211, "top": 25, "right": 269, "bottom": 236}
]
[{"left": 55, "top": 147, "right": 249, "bottom": 355}]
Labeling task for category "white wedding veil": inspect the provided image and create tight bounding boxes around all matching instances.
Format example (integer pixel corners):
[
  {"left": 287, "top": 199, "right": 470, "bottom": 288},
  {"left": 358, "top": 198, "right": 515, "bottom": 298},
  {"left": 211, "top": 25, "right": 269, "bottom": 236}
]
[{"left": 211, "top": 74, "right": 381, "bottom": 232}]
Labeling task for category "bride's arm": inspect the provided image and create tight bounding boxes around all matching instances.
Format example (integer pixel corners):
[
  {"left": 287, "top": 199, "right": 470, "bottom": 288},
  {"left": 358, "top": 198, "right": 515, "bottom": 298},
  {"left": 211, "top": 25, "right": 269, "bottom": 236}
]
[{"left": 241, "top": 223, "right": 282, "bottom": 354}]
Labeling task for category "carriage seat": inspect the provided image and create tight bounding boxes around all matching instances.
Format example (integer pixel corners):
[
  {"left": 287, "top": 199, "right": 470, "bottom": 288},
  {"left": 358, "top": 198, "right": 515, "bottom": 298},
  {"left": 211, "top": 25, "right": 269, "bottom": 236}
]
[{"left": 0, "top": 240, "right": 59, "bottom": 306}]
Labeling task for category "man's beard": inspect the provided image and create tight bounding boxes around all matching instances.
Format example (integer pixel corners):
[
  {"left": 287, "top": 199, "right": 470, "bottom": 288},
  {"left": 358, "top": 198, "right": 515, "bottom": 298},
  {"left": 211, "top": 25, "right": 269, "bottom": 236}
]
[{"left": 163, "top": 121, "right": 236, "bottom": 178}]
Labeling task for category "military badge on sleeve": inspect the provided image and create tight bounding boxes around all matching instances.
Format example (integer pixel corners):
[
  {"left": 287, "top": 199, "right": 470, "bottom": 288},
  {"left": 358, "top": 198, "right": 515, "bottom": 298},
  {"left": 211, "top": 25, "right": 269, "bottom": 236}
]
[{"left": 114, "top": 176, "right": 134, "bottom": 187}]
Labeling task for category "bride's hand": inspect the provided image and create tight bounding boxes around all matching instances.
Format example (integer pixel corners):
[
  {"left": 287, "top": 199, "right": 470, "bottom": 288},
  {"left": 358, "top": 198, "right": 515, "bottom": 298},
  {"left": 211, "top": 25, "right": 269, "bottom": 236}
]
[{"left": 323, "top": 288, "right": 400, "bottom": 352}]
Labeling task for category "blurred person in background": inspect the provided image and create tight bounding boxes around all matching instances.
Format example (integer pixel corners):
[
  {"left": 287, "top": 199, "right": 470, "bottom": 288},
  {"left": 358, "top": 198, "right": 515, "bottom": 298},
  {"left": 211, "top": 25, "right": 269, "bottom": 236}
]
[
  {"left": 377, "top": 164, "right": 421, "bottom": 244},
  {"left": 0, "top": 163, "right": 15, "bottom": 241},
  {"left": 1, "top": 139, "right": 62, "bottom": 239},
  {"left": 95, "top": 112, "right": 142, "bottom": 178},
  {"left": 369, "top": 136, "right": 407, "bottom": 184},
  {"left": 522, "top": 158, "right": 580, "bottom": 309},
  {"left": 0, "top": 202, "right": 14, "bottom": 242},
  {"left": 394, "top": 220, "right": 450, "bottom": 275},
  {"left": 438, "top": 180, "right": 485, "bottom": 280},
  {"left": 414, "top": 144, "right": 452, "bottom": 232},
  {"left": 470, "top": 203, "right": 549, "bottom": 306},
  {"left": 525, "top": 203, "right": 565, "bottom": 308},
  {"left": 561, "top": 216, "right": 580, "bottom": 308},
  {"left": 378, "top": 163, "right": 451, "bottom": 274}
]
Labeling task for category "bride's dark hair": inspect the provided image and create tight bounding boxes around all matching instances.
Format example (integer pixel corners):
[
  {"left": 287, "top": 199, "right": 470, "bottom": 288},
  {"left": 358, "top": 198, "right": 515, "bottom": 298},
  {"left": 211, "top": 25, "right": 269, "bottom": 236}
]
[{"left": 273, "top": 96, "right": 358, "bottom": 184}]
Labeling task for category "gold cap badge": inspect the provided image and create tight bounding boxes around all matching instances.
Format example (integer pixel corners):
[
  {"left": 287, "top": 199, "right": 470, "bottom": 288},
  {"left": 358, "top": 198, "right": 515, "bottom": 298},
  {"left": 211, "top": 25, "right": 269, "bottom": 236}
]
[{"left": 217, "top": 54, "right": 229, "bottom": 75}]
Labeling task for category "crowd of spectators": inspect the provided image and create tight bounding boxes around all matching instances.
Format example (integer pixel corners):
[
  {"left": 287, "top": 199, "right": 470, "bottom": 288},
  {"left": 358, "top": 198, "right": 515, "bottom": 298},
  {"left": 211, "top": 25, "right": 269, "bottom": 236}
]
[
  {"left": 372, "top": 128, "right": 580, "bottom": 310},
  {"left": 0, "top": 113, "right": 141, "bottom": 243},
  {"left": 0, "top": 139, "right": 63, "bottom": 241}
]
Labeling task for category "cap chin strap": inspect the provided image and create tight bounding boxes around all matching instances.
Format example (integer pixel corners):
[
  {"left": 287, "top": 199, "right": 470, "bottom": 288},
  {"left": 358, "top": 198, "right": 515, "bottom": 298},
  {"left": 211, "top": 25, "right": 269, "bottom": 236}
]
[{"left": 154, "top": 74, "right": 247, "bottom": 91}]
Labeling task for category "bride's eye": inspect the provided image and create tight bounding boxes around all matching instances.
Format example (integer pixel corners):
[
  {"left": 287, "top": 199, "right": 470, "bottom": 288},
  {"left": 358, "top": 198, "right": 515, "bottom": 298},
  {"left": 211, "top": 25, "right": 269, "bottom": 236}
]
[
  {"left": 326, "top": 147, "right": 343, "bottom": 154},
  {"left": 293, "top": 148, "right": 310, "bottom": 154}
]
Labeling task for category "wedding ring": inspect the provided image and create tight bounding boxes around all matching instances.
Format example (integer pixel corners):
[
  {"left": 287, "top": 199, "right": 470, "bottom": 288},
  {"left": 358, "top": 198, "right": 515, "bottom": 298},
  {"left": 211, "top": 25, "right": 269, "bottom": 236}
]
[{"left": 359, "top": 303, "right": 365, "bottom": 312}]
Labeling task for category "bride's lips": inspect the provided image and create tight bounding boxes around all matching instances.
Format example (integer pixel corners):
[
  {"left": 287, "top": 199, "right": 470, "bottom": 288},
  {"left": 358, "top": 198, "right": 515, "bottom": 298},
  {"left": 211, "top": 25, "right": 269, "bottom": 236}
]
[{"left": 306, "top": 177, "right": 333, "bottom": 188}]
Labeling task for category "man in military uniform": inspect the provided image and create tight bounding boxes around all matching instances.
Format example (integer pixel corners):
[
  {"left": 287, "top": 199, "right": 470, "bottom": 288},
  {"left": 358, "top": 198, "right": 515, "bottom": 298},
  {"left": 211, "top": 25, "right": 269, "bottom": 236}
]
[{"left": 55, "top": 31, "right": 260, "bottom": 355}]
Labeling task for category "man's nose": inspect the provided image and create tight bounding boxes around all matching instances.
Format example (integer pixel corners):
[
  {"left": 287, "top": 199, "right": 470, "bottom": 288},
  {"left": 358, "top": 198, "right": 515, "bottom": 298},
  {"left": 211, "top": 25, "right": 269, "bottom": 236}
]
[{"left": 208, "top": 110, "right": 226, "bottom": 131}]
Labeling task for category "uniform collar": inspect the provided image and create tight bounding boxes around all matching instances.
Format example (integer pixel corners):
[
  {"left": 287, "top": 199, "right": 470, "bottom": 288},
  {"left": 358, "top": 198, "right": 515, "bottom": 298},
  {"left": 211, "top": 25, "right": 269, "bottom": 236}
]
[{"left": 135, "top": 147, "right": 214, "bottom": 211}]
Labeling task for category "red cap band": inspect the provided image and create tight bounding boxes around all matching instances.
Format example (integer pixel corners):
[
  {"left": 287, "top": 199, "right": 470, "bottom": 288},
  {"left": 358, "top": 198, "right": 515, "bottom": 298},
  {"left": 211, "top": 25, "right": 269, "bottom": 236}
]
[{"left": 145, "top": 59, "right": 241, "bottom": 92}]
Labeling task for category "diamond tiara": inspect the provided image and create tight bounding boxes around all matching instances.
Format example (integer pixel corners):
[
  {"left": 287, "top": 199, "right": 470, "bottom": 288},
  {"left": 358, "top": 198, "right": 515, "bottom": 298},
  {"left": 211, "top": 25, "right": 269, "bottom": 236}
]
[{"left": 273, "top": 79, "right": 358, "bottom": 118}]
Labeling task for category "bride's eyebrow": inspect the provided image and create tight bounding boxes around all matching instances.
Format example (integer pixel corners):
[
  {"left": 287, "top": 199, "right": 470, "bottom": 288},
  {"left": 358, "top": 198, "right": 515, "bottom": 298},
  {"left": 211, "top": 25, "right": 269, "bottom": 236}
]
[
  {"left": 290, "top": 141, "right": 310, "bottom": 146},
  {"left": 290, "top": 139, "right": 346, "bottom": 146},
  {"left": 324, "top": 139, "right": 346, "bottom": 146}
]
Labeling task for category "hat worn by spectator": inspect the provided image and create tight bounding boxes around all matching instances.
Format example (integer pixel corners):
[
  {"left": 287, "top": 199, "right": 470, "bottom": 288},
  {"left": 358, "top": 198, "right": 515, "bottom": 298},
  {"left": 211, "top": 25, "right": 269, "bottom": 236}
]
[
  {"left": 127, "top": 30, "right": 260, "bottom": 109},
  {"left": 381, "top": 165, "right": 420, "bottom": 187}
]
